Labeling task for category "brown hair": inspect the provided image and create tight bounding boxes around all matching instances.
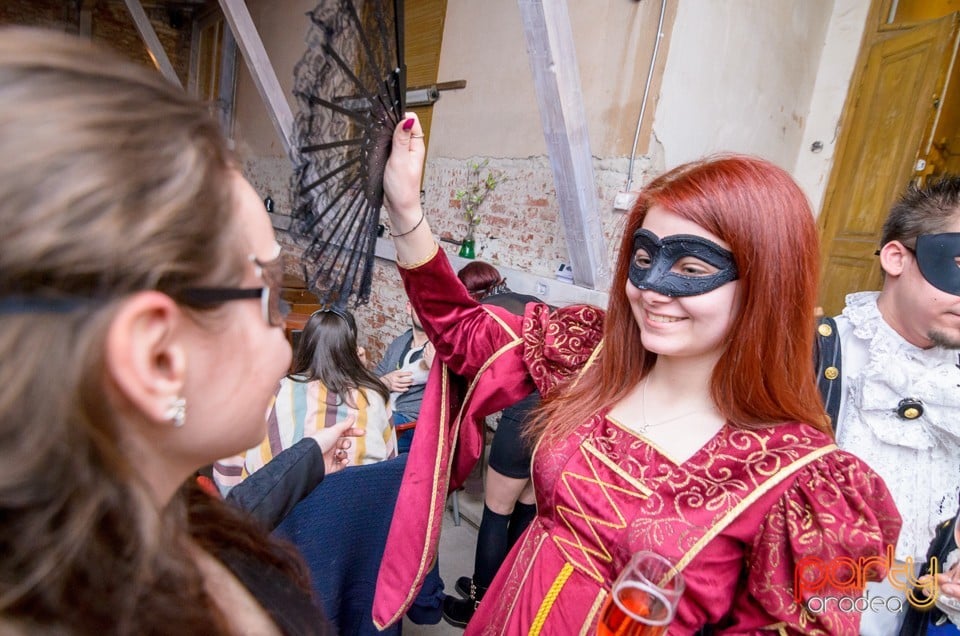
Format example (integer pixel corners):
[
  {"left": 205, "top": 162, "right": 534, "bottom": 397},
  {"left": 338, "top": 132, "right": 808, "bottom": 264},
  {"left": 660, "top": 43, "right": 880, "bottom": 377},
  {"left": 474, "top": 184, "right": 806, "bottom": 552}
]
[
  {"left": 881, "top": 175, "right": 960, "bottom": 247},
  {"left": 457, "top": 261, "right": 504, "bottom": 301},
  {"left": 529, "top": 155, "right": 829, "bottom": 444},
  {"left": 0, "top": 28, "right": 307, "bottom": 633},
  {"left": 290, "top": 309, "right": 390, "bottom": 406}
]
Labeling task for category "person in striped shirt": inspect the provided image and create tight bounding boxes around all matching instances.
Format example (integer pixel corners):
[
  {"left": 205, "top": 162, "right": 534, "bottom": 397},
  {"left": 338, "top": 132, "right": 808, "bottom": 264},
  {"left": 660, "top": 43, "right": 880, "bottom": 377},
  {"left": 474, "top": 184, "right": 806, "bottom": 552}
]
[{"left": 216, "top": 308, "right": 396, "bottom": 493}]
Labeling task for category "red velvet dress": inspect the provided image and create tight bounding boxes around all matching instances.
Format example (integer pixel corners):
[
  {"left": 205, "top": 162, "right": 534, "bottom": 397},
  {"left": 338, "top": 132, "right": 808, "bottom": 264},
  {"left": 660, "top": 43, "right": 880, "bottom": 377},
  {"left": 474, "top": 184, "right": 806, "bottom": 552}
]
[{"left": 372, "top": 247, "right": 901, "bottom": 635}]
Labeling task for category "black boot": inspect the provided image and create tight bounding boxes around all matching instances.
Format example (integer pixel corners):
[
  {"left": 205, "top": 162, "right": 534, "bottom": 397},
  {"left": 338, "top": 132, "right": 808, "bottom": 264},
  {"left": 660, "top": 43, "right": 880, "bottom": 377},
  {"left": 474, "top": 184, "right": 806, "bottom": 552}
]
[
  {"left": 442, "top": 579, "right": 486, "bottom": 628},
  {"left": 454, "top": 575, "right": 473, "bottom": 599}
]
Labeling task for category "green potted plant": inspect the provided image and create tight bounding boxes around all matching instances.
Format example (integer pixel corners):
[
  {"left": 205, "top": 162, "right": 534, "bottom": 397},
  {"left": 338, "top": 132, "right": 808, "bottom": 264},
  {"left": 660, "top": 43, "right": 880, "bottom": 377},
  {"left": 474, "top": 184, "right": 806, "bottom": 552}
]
[{"left": 454, "top": 159, "right": 503, "bottom": 259}]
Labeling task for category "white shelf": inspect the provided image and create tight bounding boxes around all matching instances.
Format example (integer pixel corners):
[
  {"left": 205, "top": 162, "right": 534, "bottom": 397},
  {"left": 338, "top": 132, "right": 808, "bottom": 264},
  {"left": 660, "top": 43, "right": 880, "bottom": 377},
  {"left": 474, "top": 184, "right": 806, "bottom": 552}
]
[{"left": 374, "top": 237, "right": 609, "bottom": 309}]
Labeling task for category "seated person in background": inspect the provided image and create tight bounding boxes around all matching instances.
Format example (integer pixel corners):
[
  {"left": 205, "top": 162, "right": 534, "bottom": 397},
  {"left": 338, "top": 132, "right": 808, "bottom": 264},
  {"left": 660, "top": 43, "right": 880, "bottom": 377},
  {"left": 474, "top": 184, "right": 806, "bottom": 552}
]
[
  {"left": 215, "top": 308, "right": 395, "bottom": 493},
  {"left": 374, "top": 301, "right": 435, "bottom": 453},
  {"left": 443, "top": 261, "right": 543, "bottom": 627},
  {"left": 825, "top": 176, "right": 960, "bottom": 636},
  {"left": 0, "top": 28, "right": 363, "bottom": 633}
]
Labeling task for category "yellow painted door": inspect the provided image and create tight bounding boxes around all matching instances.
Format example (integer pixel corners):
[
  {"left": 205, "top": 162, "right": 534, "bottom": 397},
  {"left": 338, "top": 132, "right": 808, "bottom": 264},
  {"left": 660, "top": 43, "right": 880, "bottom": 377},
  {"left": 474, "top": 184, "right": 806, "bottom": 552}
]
[
  {"left": 405, "top": 0, "right": 447, "bottom": 145},
  {"left": 818, "top": 13, "right": 960, "bottom": 316}
]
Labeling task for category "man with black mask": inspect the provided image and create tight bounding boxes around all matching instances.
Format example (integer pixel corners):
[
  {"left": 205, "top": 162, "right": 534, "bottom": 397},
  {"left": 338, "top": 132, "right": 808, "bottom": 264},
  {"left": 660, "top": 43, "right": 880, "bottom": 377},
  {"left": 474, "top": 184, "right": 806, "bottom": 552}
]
[{"left": 821, "top": 176, "right": 960, "bottom": 635}]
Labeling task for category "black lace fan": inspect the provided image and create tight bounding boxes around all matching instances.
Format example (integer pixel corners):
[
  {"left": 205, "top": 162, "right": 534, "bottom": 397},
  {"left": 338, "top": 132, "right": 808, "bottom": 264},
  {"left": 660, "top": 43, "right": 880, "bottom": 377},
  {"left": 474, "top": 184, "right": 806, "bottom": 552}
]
[{"left": 289, "top": 0, "right": 406, "bottom": 308}]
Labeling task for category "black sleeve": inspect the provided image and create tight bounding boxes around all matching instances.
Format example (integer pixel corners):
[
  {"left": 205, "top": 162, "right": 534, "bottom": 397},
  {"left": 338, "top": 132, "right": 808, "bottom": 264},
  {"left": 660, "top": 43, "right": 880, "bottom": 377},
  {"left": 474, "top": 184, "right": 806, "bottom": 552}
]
[
  {"left": 814, "top": 316, "right": 842, "bottom": 431},
  {"left": 225, "top": 438, "right": 326, "bottom": 529}
]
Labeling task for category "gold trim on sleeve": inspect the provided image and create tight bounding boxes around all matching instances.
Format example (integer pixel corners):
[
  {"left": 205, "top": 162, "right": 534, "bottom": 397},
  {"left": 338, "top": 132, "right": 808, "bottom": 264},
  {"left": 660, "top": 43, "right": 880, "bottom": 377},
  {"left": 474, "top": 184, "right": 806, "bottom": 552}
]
[
  {"left": 378, "top": 364, "right": 452, "bottom": 628},
  {"left": 452, "top": 338, "right": 523, "bottom": 428},
  {"left": 482, "top": 305, "right": 520, "bottom": 339},
  {"left": 673, "top": 444, "right": 837, "bottom": 574},
  {"left": 396, "top": 241, "right": 440, "bottom": 269}
]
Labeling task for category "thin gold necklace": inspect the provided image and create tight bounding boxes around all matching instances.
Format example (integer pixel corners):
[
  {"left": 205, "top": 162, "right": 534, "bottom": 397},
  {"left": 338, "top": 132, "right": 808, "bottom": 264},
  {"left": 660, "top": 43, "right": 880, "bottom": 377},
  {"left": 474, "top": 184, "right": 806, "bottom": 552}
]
[{"left": 638, "top": 377, "right": 713, "bottom": 435}]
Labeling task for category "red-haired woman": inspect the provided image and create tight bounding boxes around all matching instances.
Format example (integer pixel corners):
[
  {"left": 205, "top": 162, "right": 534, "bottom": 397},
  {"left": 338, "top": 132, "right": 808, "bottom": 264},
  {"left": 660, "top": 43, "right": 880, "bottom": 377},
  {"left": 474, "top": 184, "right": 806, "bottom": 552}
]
[
  {"left": 457, "top": 261, "right": 508, "bottom": 301},
  {"left": 372, "top": 114, "right": 901, "bottom": 635}
]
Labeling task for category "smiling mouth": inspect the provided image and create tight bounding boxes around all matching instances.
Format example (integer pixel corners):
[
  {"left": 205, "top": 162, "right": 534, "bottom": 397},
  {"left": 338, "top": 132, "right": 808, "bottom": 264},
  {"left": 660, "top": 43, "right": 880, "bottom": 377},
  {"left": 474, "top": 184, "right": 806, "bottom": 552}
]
[{"left": 645, "top": 310, "right": 685, "bottom": 323}]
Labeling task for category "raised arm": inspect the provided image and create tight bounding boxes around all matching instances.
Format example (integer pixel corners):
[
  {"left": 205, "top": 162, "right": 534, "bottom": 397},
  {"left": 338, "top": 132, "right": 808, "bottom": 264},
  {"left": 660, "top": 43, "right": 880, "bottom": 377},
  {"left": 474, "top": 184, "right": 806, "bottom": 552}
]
[
  {"left": 381, "top": 114, "right": 528, "bottom": 380},
  {"left": 380, "top": 115, "right": 602, "bottom": 387},
  {"left": 382, "top": 114, "right": 434, "bottom": 267}
]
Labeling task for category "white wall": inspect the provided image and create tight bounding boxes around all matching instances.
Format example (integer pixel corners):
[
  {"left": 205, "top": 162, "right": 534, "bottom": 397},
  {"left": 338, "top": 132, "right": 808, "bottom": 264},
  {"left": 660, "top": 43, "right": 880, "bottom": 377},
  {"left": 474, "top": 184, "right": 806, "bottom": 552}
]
[
  {"left": 793, "top": 0, "right": 871, "bottom": 215},
  {"left": 654, "top": 0, "right": 834, "bottom": 174},
  {"left": 231, "top": 0, "right": 314, "bottom": 162},
  {"left": 430, "top": 0, "right": 667, "bottom": 160}
]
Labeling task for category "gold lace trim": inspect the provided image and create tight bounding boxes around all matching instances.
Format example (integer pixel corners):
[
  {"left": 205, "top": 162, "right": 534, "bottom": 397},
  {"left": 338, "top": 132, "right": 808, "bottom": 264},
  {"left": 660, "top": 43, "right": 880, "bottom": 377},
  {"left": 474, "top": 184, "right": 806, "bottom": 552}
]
[{"left": 396, "top": 241, "right": 440, "bottom": 269}]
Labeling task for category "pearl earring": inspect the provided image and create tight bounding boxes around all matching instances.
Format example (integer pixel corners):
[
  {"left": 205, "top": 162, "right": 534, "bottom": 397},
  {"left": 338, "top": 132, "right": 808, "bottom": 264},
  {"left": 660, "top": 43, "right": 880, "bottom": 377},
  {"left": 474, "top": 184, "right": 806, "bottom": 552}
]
[{"left": 164, "top": 397, "right": 187, "bottom": 428}]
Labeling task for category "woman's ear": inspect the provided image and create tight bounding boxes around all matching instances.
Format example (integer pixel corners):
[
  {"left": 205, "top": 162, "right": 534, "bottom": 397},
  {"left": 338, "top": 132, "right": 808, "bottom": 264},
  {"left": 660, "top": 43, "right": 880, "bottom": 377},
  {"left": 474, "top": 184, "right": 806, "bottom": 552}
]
[
  {"left": 104, "top": 291, "right": 187, "bottom": 426},
  {"left": 879, "top": 241, "right": 910, "bottom": 278}
]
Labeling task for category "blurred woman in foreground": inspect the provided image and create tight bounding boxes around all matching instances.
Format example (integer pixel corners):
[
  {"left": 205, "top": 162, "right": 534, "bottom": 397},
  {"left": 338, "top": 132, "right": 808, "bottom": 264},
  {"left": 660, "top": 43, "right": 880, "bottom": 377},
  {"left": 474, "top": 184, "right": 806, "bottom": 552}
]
[{"left": 0, "top": 28, "right": 355, "bottom": 634}]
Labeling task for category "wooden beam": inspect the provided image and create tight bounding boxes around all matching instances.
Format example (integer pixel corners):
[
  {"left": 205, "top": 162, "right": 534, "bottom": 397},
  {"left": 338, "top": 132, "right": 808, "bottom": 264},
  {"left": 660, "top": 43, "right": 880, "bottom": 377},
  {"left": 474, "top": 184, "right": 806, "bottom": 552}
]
[
  {"left": 215, "top": 25, "right": 239, "bottom": 138},
  {"left": 122, "top": 0, "right": 182, "bottom": 87},
  {"left": 217, "top": 0, "right": 294, "bottom": 155},
  {"left": 517, "top": 0, "right": 609, "bottom": 290}
]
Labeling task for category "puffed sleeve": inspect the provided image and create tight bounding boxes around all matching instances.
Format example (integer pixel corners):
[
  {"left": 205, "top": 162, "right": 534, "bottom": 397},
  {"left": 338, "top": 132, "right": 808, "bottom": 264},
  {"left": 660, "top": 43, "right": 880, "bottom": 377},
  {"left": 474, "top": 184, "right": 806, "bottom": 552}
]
[
  {"left": 727, "top": 450, "right": 901, "bottom": 634},
  {"left": 521, "top": 302, "right": 605, "bottom": 396},
  {"left": 399, "top": 245, "right": 604, "bottom": 391}
]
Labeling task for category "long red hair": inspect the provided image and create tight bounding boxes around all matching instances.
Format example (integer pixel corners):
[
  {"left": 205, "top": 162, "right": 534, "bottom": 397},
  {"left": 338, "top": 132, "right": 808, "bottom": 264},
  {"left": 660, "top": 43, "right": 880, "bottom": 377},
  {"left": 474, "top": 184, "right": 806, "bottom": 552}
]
[{"left": 529, "top": 155, "right": 829, "bottom": 444}]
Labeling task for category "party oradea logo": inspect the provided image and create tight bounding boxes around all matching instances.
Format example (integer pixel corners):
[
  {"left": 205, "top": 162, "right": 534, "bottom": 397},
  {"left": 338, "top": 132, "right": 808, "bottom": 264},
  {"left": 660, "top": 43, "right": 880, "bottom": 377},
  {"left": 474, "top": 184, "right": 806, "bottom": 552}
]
[{"left": 794, "top": 545, "right": 940, "bottom": 615}]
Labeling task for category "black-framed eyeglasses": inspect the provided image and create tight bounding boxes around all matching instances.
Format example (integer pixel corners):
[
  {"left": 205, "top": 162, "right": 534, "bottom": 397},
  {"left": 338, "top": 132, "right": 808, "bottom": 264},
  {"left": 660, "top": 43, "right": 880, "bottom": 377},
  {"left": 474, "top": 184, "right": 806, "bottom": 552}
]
[{"left": 179, "top": 250, "right": 290, "bottom": 328}]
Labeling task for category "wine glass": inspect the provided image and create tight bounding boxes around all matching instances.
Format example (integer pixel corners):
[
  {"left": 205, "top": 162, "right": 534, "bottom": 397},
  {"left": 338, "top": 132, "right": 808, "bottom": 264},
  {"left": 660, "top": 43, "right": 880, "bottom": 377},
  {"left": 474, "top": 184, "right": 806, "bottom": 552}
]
[{"left": 597, "top": 550, "right": 685, "bottom": 636}]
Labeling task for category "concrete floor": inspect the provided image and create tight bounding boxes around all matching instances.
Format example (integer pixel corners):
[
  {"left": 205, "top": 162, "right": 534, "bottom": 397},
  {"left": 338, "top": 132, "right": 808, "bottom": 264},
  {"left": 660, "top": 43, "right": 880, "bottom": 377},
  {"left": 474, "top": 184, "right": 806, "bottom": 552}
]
[{"left": 401, "top": 453, "right": 486, "bottom": 635}]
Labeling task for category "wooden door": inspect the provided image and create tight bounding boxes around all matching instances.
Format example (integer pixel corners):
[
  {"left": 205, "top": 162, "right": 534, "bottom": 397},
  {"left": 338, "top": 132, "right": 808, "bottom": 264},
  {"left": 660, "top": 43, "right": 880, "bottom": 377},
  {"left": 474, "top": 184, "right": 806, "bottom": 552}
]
[
  {"left": 405, "top": 0, "right": 447, "bottom": 146},
  {"left": 817, "top": 13, "right": 960, "bottom": 316}
]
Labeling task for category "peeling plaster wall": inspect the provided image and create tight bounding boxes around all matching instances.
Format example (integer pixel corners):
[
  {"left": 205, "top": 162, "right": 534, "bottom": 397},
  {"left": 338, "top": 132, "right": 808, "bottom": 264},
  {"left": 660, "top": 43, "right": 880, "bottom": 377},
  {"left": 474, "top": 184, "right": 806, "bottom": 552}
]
[
  {"left": 428, "top": 0, "right": 668, "bottom": 158},
  {"left": 792, "top": 0, "right": 870, "bottom": 216},
  {"left": 232, "top": 0, "right": 864, "bottom": 362},
  {"left": 654, "top": 0, "right": 834, "bottom": 174},
  {"left": 233, "top": 0, "right": 669, "bottom": 363},
  {"left": 231, "top": 0, "right": 314, "bottom": 218}
]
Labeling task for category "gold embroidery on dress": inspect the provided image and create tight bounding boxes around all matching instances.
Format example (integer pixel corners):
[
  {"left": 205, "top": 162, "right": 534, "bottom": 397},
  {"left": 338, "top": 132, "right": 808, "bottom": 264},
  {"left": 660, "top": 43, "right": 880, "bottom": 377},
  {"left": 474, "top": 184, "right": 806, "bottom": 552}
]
[
  {"left": 605, "top": 413, "right": 687, "bottom": 466},
  {"left": 673, "top": 444, "right": 837, "bottom": 574},
  {"left": 502, "top": 529, "right": 548, "bottom": 630},
  {"left": 554, "top": 444, "right": 650, "bottom": 583},
  {"left": 528, "top": 340, "right": 604, "bottom": 476},
  {"left": 530, "top": 562, "right": 574, "bottom": 636},
  {"left": 579, "top": 588, "right": 609, "bottom": 636}
]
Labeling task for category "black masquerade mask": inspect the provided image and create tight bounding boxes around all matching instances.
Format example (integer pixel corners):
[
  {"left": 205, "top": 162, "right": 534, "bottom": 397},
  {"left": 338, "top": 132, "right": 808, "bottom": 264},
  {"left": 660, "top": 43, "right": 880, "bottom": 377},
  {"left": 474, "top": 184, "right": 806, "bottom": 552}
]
[
  {"left": 628, "top": 228, "right": 739, "bottom": 297},
  {"left": 913, "top": 233, "right": 960, "bottom": 296}
]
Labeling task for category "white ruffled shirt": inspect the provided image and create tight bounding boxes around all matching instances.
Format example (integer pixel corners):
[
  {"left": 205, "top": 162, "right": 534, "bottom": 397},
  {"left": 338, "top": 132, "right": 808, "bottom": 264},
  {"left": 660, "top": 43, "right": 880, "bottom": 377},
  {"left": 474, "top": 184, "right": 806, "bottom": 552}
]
[{"left": 835, "top": 291, "right": 960, "bottom": 560}]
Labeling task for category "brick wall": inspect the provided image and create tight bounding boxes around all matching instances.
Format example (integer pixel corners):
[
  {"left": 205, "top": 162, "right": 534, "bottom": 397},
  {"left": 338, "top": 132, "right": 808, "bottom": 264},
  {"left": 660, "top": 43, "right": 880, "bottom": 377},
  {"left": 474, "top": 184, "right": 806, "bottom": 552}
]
[
  {"left": 259, "top": 151, "right": 663, "bottom": 367},
  {"left": 0, "top": 0, "right": 193, "bottom": 85}
]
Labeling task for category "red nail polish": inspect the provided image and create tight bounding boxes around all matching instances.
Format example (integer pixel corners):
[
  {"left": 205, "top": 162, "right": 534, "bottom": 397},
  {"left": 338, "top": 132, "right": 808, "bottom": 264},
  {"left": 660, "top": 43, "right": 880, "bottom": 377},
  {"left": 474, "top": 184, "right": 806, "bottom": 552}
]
[{"left": 402, "top": 118, "right": 415, "bottom": 131}]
